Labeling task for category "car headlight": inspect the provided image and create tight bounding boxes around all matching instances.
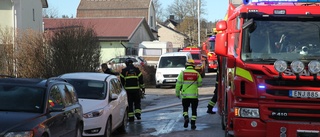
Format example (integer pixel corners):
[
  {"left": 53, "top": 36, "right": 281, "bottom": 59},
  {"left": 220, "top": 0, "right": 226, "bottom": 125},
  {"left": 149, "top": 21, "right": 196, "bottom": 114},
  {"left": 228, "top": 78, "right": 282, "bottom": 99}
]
[
  {"left": 308, "top": 60, "right": 320, "bottom": 74},
  {"left": 274, "top": 60, "right": 287, "bottom": 73},
  {"left": 235, "top": 107, "right": 260, "bottom": 118},
  {"left": 5, "top": 131, "right": 33, "bottom": 137},
  {"left": 83, "top": 109, "right": 104, "bottom": 118},
  {"left": 290, "top": 60, "right": 304, "bottom": 74}
]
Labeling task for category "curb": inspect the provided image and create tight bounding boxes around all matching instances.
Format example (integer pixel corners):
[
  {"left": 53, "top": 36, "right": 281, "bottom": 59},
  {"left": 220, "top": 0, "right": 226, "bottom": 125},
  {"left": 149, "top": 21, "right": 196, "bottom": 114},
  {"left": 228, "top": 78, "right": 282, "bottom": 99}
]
[{"left": 142, "top": 97, "right": 212, "bottom": 112}]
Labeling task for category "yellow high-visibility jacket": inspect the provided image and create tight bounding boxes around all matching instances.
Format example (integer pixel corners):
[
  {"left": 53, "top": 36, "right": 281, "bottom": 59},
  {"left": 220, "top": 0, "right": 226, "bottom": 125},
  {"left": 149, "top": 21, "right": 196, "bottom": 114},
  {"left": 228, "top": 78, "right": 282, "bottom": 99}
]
[{"left": 175, "top": 66, "right": 202, "bottom": 99}]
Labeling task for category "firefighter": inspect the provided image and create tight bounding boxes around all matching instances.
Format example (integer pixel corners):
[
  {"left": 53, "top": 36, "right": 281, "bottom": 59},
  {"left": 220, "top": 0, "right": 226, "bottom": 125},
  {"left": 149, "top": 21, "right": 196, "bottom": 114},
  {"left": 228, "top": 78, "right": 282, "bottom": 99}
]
[
  {"left": 120, "top": 58, "right": 145, "bottom": 122},
  {"left": 101, "top": 63, "right": 118, "bottom": 75},
  {"left": 175, "top": 59, "right": 202, "bottom": 130},
  {"left": 207, "top": 56, "right": 220, "bottom": 114}
]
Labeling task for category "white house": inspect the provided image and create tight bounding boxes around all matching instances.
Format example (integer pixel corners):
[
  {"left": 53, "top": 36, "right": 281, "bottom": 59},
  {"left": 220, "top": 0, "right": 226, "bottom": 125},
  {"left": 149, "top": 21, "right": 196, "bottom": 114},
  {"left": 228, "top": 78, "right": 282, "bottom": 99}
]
[{"left": 0, "top": 0, "right": 48, "bottom": 33}]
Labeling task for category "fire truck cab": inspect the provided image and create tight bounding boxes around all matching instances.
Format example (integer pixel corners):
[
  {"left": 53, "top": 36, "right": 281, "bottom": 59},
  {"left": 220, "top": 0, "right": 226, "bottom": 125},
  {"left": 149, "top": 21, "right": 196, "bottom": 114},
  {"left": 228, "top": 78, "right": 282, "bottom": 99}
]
[
  {"left": 215, "top": 0, "right": 320, "bottom": 137},
  {"left": 180, "top": 47, "right": 207, "bottom": 77}
]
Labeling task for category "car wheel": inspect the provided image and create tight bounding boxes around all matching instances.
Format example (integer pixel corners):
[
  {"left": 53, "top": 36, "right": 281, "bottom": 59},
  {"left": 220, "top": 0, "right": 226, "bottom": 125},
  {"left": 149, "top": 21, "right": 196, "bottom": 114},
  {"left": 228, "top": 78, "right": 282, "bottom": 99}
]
[
  {"left": 41, "top": 133, "right": 48, "bottom": 137},
  {"left": 117, "top": 109, "right": 128, "bottom": 133},
  {"left": 76, "top": 122, "right": 83, "bottom": 137},
  {"left": 103, "top": 118, "right": 112, "bottom": 137}
]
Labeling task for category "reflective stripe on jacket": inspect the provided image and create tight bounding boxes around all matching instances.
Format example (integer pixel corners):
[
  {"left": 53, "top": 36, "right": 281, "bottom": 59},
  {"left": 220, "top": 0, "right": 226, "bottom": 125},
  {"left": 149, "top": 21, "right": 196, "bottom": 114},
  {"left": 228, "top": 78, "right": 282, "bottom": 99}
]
[
  {"left": 120, "top": 65, "right": 145, "bottom": 90},
  {"left": 175, "top": 66, "right": 202, "bottom": 99}
]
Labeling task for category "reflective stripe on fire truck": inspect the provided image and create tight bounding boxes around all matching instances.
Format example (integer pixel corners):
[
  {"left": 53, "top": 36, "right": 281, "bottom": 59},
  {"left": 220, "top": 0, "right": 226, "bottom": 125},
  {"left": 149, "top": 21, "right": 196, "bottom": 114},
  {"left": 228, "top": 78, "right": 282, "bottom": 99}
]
[{"left": 236, "top": 67, "right": 253, "bottom": 82}]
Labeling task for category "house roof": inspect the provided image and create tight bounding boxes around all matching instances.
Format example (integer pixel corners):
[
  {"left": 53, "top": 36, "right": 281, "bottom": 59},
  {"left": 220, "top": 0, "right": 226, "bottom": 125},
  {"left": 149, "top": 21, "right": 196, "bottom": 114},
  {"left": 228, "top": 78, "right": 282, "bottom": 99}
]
[
  {"left": 41, "top": 0, "right": 48, "bottom": 8},
  {"left": 78, "top": 0, "right": 151, "bottom": 10},
  {"left": 43, "top": 17, "right": 154, "bottom": 41},
  {"left": 157, "top": 23, "right": 188, "bottom": 39},
  {"left": 163, "top": 19, "right": 179, "bottom": 27}
]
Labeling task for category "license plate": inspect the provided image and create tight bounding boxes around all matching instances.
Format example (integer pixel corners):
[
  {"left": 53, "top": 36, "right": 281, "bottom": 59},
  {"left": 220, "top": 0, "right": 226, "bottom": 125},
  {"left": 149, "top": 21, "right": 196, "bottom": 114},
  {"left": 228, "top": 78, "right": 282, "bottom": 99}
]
[
  {"left": 166, "top": 79, "right": 176, "bottom": 82},
  {"left": 289, "top": 90, "right": 320, "bottom": 98}
]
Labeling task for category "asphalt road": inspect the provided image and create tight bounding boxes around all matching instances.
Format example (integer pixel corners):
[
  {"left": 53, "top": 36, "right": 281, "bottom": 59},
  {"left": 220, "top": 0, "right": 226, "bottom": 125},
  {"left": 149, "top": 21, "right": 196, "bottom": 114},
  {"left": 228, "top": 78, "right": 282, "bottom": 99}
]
[{"left": 113, "top": 72, "right": 226, "bottom": 137}]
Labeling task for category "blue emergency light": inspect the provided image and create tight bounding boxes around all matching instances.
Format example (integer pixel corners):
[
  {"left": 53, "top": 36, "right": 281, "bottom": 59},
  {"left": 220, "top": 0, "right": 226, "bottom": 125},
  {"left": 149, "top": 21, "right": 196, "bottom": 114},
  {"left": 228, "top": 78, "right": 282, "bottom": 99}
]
[{"left": 243, "top": 0, "right": 320, "bottom": 5}]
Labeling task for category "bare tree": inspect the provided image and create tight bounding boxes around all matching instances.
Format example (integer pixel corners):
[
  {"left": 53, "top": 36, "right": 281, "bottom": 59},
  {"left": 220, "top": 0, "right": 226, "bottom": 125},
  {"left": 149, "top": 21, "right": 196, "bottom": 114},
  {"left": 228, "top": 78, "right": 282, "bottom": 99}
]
[
  {"left": 15, "top": 29, "right": 51, "bottom": 78},
  {"left": 167, "top": 0, "right": 207, "bottom": 46},
  {"left": 43, "top": 6, "right": 59, "bottom": 18},
  {"left": 0, "top": 26, "right": 14, "bottom": 76},
  {"left": 167, "top": 0, "right": 188, "bottom": 22},
  {"left": 153, "top": 0, "right": 165, "bottom": 22},
  {"left": 48, "top": 22, "right": 100, "bottom": 76}
]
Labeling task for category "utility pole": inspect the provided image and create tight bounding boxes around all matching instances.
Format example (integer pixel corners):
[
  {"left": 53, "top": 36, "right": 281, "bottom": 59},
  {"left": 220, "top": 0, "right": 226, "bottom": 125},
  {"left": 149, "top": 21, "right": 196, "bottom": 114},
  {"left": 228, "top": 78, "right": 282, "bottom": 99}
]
[{"left": 197, "top": 0, "right": 200, "bottom": 47}]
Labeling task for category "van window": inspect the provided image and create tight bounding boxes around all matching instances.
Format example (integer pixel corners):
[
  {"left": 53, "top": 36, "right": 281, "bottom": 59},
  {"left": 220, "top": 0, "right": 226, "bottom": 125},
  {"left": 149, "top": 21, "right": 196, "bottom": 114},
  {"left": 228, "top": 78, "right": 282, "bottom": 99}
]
[{"left": 159, "top": 56, "right": 186, "bottom": 68}]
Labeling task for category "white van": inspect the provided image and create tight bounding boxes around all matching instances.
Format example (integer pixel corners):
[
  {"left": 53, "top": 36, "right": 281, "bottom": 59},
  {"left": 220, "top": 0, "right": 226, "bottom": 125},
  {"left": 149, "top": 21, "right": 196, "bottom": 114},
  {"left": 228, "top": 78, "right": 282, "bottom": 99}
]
[{"left": 155, "top": 52, "right": 193, "bottom": 88}]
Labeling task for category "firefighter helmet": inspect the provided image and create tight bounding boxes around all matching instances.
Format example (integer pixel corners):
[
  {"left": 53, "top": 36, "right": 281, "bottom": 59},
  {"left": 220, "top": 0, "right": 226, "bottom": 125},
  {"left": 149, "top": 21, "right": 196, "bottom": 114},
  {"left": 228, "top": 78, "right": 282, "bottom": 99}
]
[
  {"left": 185, "top": 59, "right": 195, "bottom": 66},
  {"left": 125, "top": 58, "right": 133, "bottom": 66}
]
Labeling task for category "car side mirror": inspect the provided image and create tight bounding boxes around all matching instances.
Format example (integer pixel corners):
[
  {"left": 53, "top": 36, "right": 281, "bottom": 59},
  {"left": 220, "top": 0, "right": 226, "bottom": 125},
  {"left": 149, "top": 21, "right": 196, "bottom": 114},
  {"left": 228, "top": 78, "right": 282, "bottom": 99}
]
[{"left": 111, "top": 93, "right": 118, "bottom": 101}]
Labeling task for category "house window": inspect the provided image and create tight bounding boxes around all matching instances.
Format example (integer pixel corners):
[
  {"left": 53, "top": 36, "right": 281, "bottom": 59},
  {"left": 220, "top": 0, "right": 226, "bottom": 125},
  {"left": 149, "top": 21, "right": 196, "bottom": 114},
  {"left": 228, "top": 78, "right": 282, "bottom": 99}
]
[
  {"left": 150, "top": 16, "right": 153, "bottom": 27},
  {"left": 33, "top": 9, "right": 35, "bottom": 21},
  {"left": 143, "top": 48, "right": 161, "bottom": 56}
]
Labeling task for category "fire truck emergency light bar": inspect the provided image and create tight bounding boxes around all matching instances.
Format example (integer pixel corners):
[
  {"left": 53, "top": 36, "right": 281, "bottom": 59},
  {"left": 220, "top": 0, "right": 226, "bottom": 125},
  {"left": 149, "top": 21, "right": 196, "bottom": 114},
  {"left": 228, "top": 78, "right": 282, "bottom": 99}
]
[{"left": 243, "top": 0, "right": 320, "bottom": 5}]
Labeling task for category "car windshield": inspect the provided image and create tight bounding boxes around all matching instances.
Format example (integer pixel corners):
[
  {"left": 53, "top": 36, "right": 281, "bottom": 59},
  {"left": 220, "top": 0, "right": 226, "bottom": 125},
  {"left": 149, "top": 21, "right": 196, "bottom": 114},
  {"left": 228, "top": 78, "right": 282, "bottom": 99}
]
[
  {"left": 241, "top": 19, "right": 320, "bottom": 64},
  {"left": 66, "top": 79, "right": 106, "bottom": 100},
  {"left": 159, "top": 56, "right": 186, "bottom": 68},
  {"left": 191, "top": 54, "right": 201, "bottom": 60},
  {"left": 0, "top": 85, "right": 45, "bottom": 113}
]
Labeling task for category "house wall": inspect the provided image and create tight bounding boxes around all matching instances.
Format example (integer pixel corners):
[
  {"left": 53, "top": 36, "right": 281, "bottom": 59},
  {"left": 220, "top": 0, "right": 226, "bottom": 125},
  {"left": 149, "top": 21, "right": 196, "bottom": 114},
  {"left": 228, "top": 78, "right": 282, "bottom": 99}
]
[
  {"left": 158, "top": 25, "right": 187, "bottom": 51},
  {"left": 148, "top": 1, "right": 156, "bottom": 31},
  {"left": 128, "top": 23, "right": 154, "bottom": 54},
  {"left": 14, "top": 0, "right": 44, "bottom": 32},
  {"left": 100, "top": 41, "right": 126, "bottom": 63},
  {"left": 100, "top": 23, "right": 154, "bottom": 62},
  {"left": 0, "top": 0, "right": 13, "bottom": 29}
]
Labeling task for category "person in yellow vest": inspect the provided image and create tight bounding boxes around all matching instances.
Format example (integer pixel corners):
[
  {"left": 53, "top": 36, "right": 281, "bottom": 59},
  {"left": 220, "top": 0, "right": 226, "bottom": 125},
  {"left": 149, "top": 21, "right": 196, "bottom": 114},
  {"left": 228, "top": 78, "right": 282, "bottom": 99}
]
[
  {"left": 175, "top": 59, "right": 202, "bottom": 130},
  {"left": 120, "top": 58, "right": 145, "bottom": 122}
]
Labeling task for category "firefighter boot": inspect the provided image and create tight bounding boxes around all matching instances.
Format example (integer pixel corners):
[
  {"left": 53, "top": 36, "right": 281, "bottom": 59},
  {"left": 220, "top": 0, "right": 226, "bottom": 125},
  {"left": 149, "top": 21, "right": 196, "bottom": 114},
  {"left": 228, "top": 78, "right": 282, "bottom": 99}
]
[
  {"left": 183, "top": 116, "right": 189, "bottom": 128},
  {"left": 128, "top": 117, "right": 134, "bottom": 122},
  {"left": 191, "top": 120, "right": 196, "bottom": 130},
  {"left": 207, "top": 105, "right": 216, "bottom": 114},
  {"left": 135, "top": 113, "right": 141, "bottom": 120}
]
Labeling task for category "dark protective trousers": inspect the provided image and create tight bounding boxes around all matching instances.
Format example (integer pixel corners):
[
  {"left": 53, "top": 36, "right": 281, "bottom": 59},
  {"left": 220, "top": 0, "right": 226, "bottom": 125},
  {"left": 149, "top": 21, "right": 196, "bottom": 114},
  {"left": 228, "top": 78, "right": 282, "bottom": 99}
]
[
  {"left": 126, "top": 89, "right": 141, "bottom": 118},
  {"left": 182, "top": 98, "right": 199, "bottom": 122}
]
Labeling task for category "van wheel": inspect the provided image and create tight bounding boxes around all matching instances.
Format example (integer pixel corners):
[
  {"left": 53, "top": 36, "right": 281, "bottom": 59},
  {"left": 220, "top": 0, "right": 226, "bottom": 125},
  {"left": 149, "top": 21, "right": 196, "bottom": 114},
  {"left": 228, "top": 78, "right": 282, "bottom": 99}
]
[
  {"left": 156, "top": 85, "right": 161, "bottom": 88},
  {"left": 201, "top": 72, "right": 205, "bottom": 78}
]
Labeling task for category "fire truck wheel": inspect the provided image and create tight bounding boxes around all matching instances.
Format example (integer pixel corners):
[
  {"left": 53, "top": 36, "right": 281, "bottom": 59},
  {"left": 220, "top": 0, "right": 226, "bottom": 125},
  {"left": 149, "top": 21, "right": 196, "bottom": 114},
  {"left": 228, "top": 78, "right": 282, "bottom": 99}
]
[
  {"left": 225, "top": 130, "right": 233, "bottom": 137},
  {"left": 201, "top": 72, "right": 205, "bottom": 78}
]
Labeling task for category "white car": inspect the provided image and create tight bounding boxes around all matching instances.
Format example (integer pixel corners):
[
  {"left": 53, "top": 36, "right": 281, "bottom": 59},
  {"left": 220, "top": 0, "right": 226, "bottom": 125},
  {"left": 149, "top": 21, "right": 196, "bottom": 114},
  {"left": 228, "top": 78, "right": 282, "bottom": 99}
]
[{"left": 59, "top": 72, "right": 128, "bottom": 137}]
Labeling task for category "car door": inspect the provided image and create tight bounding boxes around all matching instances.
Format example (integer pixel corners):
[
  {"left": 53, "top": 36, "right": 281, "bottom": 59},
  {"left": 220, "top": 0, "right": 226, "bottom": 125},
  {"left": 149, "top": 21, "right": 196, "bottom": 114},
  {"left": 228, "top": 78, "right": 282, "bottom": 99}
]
[
  {"left": 114, "top": 78, "right": 127, "bottom": 123},
  {"left": 48, "top": 85, "right": 67, "bottom": 137},
  {"left": 58, "top": 84, "right": 80, "bottom": 137},
  {"left": 109, "top": 78, "right": 121, "bottom": 127}
]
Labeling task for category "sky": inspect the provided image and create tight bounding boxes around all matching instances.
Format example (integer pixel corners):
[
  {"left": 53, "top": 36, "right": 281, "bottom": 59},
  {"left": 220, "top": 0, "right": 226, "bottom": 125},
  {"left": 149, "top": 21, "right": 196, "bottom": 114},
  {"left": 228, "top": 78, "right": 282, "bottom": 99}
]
[{"left": 47, "top": 0, "right": 228, "bottom": 22}]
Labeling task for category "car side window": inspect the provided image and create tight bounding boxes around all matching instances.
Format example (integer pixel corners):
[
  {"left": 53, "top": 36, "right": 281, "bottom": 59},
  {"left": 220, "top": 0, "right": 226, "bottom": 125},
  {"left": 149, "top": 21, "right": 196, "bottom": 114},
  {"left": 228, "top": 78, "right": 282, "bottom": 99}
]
[
  {"left": 66, "top": 84, "right": 78, "bottom": 103},
  {"left": 110, "top": 79, "right": 120, "bottom": 94},
  {"left": 58, "top": 84, "right": 73, "bottom": 107},
  {"left": 115, "top": 79, "right": 124, "bottom": 92},
  {"left": 131, "top": 58, "right": 138, "bottom": 62},
  {"left": 49, "top": 85, "right": 65, "bottom": 108}
]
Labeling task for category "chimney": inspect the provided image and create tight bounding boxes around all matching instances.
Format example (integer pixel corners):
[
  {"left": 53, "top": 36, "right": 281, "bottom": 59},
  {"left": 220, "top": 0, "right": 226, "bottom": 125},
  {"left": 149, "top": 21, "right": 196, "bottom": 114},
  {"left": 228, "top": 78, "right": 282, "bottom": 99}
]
[{"left": 169, "top": 15, "right": 174, "bottom": 20}]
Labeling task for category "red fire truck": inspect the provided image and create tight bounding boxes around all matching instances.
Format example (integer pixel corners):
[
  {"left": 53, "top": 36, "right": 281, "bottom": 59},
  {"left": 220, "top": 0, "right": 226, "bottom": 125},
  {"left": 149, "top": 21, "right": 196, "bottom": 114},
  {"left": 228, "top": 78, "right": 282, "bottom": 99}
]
[
  {"left": 180, "top": 47, "right": 207, "bottom": 77},
  {"left": 202, "top": 36, "right": 218, "bottom": 72},
  {"left": 215, "top": 0, "right": 320, "bottom": 136}
]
